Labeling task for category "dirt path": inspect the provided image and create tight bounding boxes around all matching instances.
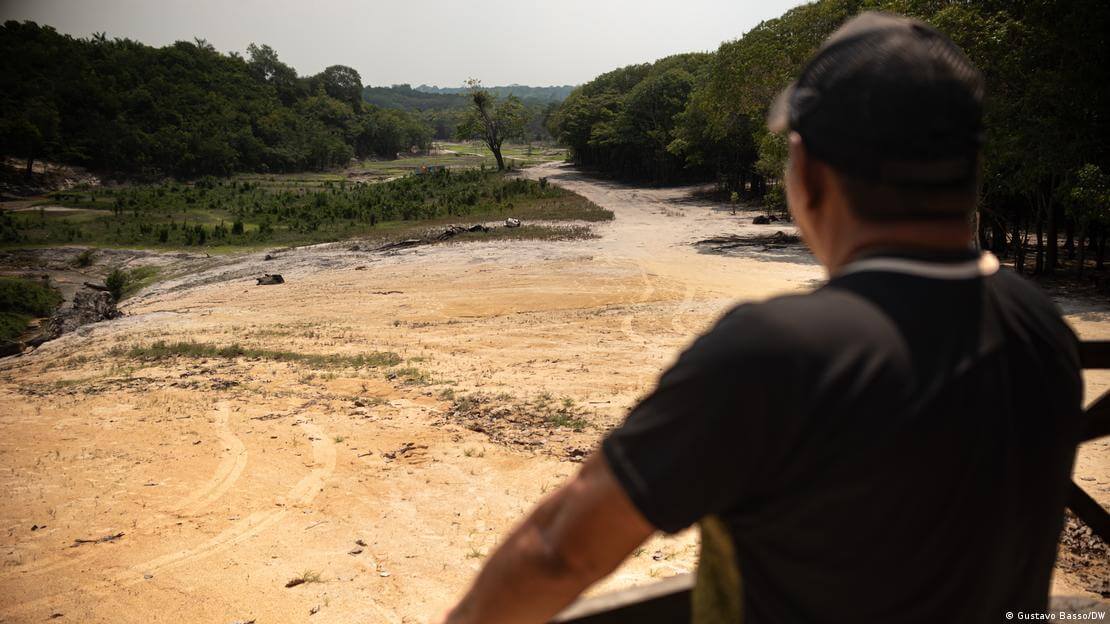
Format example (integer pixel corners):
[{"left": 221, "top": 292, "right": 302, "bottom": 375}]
[{"left": 0, "top": 162, "right": 1106, "bottom": 621}]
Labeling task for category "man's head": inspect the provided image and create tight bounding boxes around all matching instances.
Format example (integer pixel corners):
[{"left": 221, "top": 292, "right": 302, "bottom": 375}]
[{"left": 768, "top": 12, "right": 985, "bottom": 269}]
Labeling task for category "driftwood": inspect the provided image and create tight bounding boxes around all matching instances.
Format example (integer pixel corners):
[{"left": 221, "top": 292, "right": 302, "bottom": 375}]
[
  {"left": 383, "top": 441, "right": 427, "bottom": 460},
  {"left": 256, "top": 274, "right": 284, "bottom": 285},
  {"left": 436, "top": 224, "right": 491, "bottom": 241},
  {"left": 82, "top": 281, "right": 110, "bottom": 292},
  {"left": 696, "top": 230, "right": 800, "bottom": 251},
  {"left": 505, "top": 218, "right": 522, "bottom": 228},
  {"left": 72, "top": 532, "right": 124, "bottom": 547},
  {"left": 374, "top": 239, "right": 423, "bottom": 252}
]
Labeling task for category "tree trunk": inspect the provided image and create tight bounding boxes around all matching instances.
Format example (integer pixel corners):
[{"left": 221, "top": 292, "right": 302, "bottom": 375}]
[
  {"left": 1097, "top": 228, "right": 1107, "bottom": 271},
  {"left": 1066, "top": 218, "right": 1075, "bottom": 259},
  {"left": 992, "top": 219, "right": 1007, "bottom": 257},
  {"left": 1078, "top": 229, "right": 1087, "bottom": 277},
  {"left": 25, "top": 155, "right": 34, "bottom": 177},
  {"left": 1046, "top": 200, "right": 1058, "bottom": 274},
  {"left": 976, "top": 211, "right": 988, "bottom": 251},
  {"left": 1035, "top": 216, "right": 1044, "bottom": 274},
  {"left": 1012, "top": 217, "right": 1027, "bottom": 274},
  {"left": 491, "top": 144, "right": 505, "bottom": 171}
]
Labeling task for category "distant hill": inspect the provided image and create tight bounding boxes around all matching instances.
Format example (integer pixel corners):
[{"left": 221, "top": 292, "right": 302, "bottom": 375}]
[
  {"left": 362, "top": 84, "right": 466, "bottom": 111},
  {"left": 414, "top": 84, "right": 575, "bottom": 103},
  {"left": 361, "top": 84, "right": 574, "bottom": 113},
  {"left": 361, "top": 83, "right": 571, "bottom": 141}
]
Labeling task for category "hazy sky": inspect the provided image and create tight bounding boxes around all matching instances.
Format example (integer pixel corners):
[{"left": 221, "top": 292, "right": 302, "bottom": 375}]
[{"left": 1, "top": 0, "right": 808, "bottom": 87}]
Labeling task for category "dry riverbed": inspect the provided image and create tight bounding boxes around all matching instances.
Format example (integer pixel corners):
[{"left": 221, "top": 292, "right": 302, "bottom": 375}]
[{"left": 0, "top": 162, "right": 1107, "bottom": 622}]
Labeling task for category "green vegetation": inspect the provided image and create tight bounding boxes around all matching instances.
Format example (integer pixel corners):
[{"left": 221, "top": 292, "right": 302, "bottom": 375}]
[
  {"left": 1067, "top": 164, "right": 1110, "bottom": 274},
  {"left": 111, "top": 340, "right": 402, "bottom": 369},
  {"left": 0, "top": 23, "right": 430, "bottom": 177},
  {"left": 0, "top": 276, "right": 62, "bottom": 342},
  {"left": 456, "top": 80, "right": 528, "bottom": 171},
  {"left": 451, "top": 392, "right": 592, "bottom": 433},
  {"left": 361, "top": 84, "right": 566, "bottom": 142},
  {"left": 105, "top": 266, "right": 160, "bottom": 301},
  {"left": 550, "top": 0, "right": 1110, "bottom": 276},
  {"left": 415, "top": 84, "right": 573, "bottom": 103},
  {"left": 3, "top": 169, "right": 605, "bottom": 248},
  {"left": 347, "top": 141, "right": 566, "bottom": 179},
  {"left": 551, "top": 53, "right": 711, "bottom": 181}
]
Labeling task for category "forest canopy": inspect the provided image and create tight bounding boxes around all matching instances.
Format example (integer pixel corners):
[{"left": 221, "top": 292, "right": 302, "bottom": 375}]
[
  {"left": 362, "top": 83, "right": 563, "bottom": 142},
  {"left": 0, "top": 22, "right": 433, "bottom": 178},
  {"left": 550, "top": 0, "right": 1110, "bottom": 275}
]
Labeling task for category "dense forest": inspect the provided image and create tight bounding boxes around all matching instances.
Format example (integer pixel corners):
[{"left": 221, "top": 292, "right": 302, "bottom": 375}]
[
  {"left": 415, "top": 84, "right": 573, "bottom": 102},
  {"left": 551, "top": 0, "right": 1110, "bottom": 276},
  {"left": 0, "top": 21, "right": 433, "bottom": 178},
  {"left": 362, "top": 84, "right": 563, "bottom": 142}
]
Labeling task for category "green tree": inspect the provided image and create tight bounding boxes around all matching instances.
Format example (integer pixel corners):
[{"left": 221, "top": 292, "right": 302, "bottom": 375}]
[
  {"left": 1068, "top": 164, "right": 1110, "bottom": 274},
  {"left": 456, "top": 79, "right": 526, "bottom": 171},
  {"left": 0, "top": 100, "right": 59, "bottom": 176},
  {"left": 319, "top": 65, "right": 364, "bottom": 109}
]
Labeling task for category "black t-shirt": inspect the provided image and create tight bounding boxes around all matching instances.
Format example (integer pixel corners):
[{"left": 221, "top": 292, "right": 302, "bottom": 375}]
[{"left": 602, "top": 251, "right": 1084, "bottom": 624}]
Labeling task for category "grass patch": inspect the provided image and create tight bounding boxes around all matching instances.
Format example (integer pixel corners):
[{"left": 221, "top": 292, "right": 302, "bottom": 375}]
[
  {"left": 443, "top": 224, "right": 598, "bottom": 245},
  {"left": 447, "top": 392, "right": 595, "bottom": 452},
  {"left": 534, "top": 394, "right": 590, "bottom": 430},
  {"left": 4, "top": 169, "right": 603, "bottom": 250},
  {"left": 106, "top": 265, "right": 161, "bottom": 301},
  {"left": 0, "top": 277, "right": 63, "bottom": 342},
  {"left": 110, "top": 340, "right": 402, "bottom": 369},
  {"left": 388, "top": 366, "right": 432, "bottom": 385},
  {"left": 0, "top": 312, "right": 32, "bottom": 343},
  {"left": 285, "top": 569, "right": 323, "bottom": 587}
]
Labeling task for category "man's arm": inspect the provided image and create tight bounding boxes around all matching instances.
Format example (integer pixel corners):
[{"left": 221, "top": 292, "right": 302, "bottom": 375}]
[{"left": 437, "top": 453, "right": 655, "bottom": 624}]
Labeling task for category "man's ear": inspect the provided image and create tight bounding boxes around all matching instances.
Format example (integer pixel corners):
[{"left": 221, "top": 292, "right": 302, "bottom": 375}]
[{"left": 788, "top": 132, "right": 822, "bottom": 212}]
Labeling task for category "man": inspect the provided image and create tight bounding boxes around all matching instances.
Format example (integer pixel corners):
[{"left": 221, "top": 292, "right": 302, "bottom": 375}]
[{"left": 437, "top": 12, "right": 1083, "bottom": 624}]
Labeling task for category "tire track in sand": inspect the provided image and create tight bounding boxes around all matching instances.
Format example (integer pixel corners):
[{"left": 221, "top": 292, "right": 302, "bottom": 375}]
[
  {"left": 3, "top": 402, "right": 248, "bottom": 580},
  {"left": 0, "top": 416, "right": 335, "bottom": 618},
  {"left": 669, "top": 282, "right": 698, "bottom": 338},
  {"left": 619, "top": 265, "right": 656, "bottom": 346}
]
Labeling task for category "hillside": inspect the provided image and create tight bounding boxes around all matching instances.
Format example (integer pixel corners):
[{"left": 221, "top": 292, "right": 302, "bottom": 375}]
[
  {"left": 414, "top": 84, "right": 574, "bottom": 104},
  {"left": 0, "top": 23, "right": 431, "bottom": 177}
]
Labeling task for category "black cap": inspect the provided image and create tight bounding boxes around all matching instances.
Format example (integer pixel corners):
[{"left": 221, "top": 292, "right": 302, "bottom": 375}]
[{"left": 768, "top": 12, "right": 984, "bottom": 187}]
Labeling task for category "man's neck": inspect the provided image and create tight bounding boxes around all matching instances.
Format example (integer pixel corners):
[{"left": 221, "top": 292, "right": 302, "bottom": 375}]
[{"left": 826, "top": 219, "right": 975, "bottom": 274}]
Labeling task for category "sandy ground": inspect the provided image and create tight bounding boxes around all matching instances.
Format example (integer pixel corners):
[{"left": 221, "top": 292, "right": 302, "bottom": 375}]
[{"left": 0, "top": 162, "right": 1107, "bottom": 622}]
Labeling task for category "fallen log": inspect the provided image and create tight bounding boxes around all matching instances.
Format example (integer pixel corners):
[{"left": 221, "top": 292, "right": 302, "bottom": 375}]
[
  {"left": 374, "top": 239, "right": 423, "bottom": 251},
  {"left": 256, "top": 274, "right": 284, "bottom": 285},
  {"left": 72, "top": 532, "right": 124, "bottom": 547}
]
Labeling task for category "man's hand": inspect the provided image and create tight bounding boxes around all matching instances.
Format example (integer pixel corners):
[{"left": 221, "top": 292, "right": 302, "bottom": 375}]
[{"left": 438, "top": 452, "right": 655, "bottom": 624}]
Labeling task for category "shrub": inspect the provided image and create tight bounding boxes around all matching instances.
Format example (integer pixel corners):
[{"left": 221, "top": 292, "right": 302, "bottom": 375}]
[
  {"left": 0, "top": 277, "right": 63, "bottom": 316},
  {"left": 74, "top": 248, "right": 96, "bottom": 267},
  {"left": 105, "top": 268, "right": 127, "bottom": 301},
  {"left": 0, "top": 277, "right": 63, "bottom": 342}
]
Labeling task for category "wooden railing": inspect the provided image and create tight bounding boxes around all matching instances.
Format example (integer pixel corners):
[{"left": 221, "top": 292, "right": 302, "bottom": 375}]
[{"left": 551, "top": 340, "right": 1110, "bottom": 623}]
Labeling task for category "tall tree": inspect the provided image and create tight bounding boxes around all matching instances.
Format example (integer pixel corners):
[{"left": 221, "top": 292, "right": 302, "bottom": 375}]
[{"left": 456, "top": 79, "right": 525, "bottom": 171}]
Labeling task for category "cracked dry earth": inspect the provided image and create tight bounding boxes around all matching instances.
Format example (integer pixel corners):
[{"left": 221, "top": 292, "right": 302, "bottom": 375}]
[{"left": 1, "top": 162, "right": 1108, "bottom": 622}]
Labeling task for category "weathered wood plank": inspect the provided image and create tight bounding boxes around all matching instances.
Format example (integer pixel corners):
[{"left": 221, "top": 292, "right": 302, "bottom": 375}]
[{"left": 551, "top": 574, "right": 693, "bottom": 624}]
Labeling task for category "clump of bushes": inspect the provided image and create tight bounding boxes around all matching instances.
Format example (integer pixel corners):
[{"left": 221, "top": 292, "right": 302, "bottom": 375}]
[
  {"left": 104, "top": 266, "right": 161, "bottom": 302},
  {"left": 15, "top": 170, "right": 596, "bottom": 249},
  {"left": 0, "top": 276, "right": 63, "bottom": 342},
  {"left": 74, "top": 248, "right": 96, "bottom": 267}
]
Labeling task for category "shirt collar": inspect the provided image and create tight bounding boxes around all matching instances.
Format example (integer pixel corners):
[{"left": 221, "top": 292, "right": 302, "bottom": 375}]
[{"left": 833, "top": 251, "right": 999, "bottom": 280}]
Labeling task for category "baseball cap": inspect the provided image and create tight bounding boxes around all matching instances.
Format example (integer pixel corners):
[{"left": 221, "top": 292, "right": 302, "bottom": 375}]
[{"left": 768, "top": 11, "right": 984, "bottom": 187}]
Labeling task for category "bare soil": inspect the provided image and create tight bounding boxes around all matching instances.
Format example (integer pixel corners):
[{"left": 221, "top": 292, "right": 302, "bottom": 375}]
[{"left": 0, "top": 162, "right": 1107, "bottom": 622}]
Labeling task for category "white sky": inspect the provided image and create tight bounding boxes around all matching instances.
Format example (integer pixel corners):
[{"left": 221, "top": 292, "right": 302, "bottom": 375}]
[{"left": 0, "top": 0, "right": 808, "bottom": 87}]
